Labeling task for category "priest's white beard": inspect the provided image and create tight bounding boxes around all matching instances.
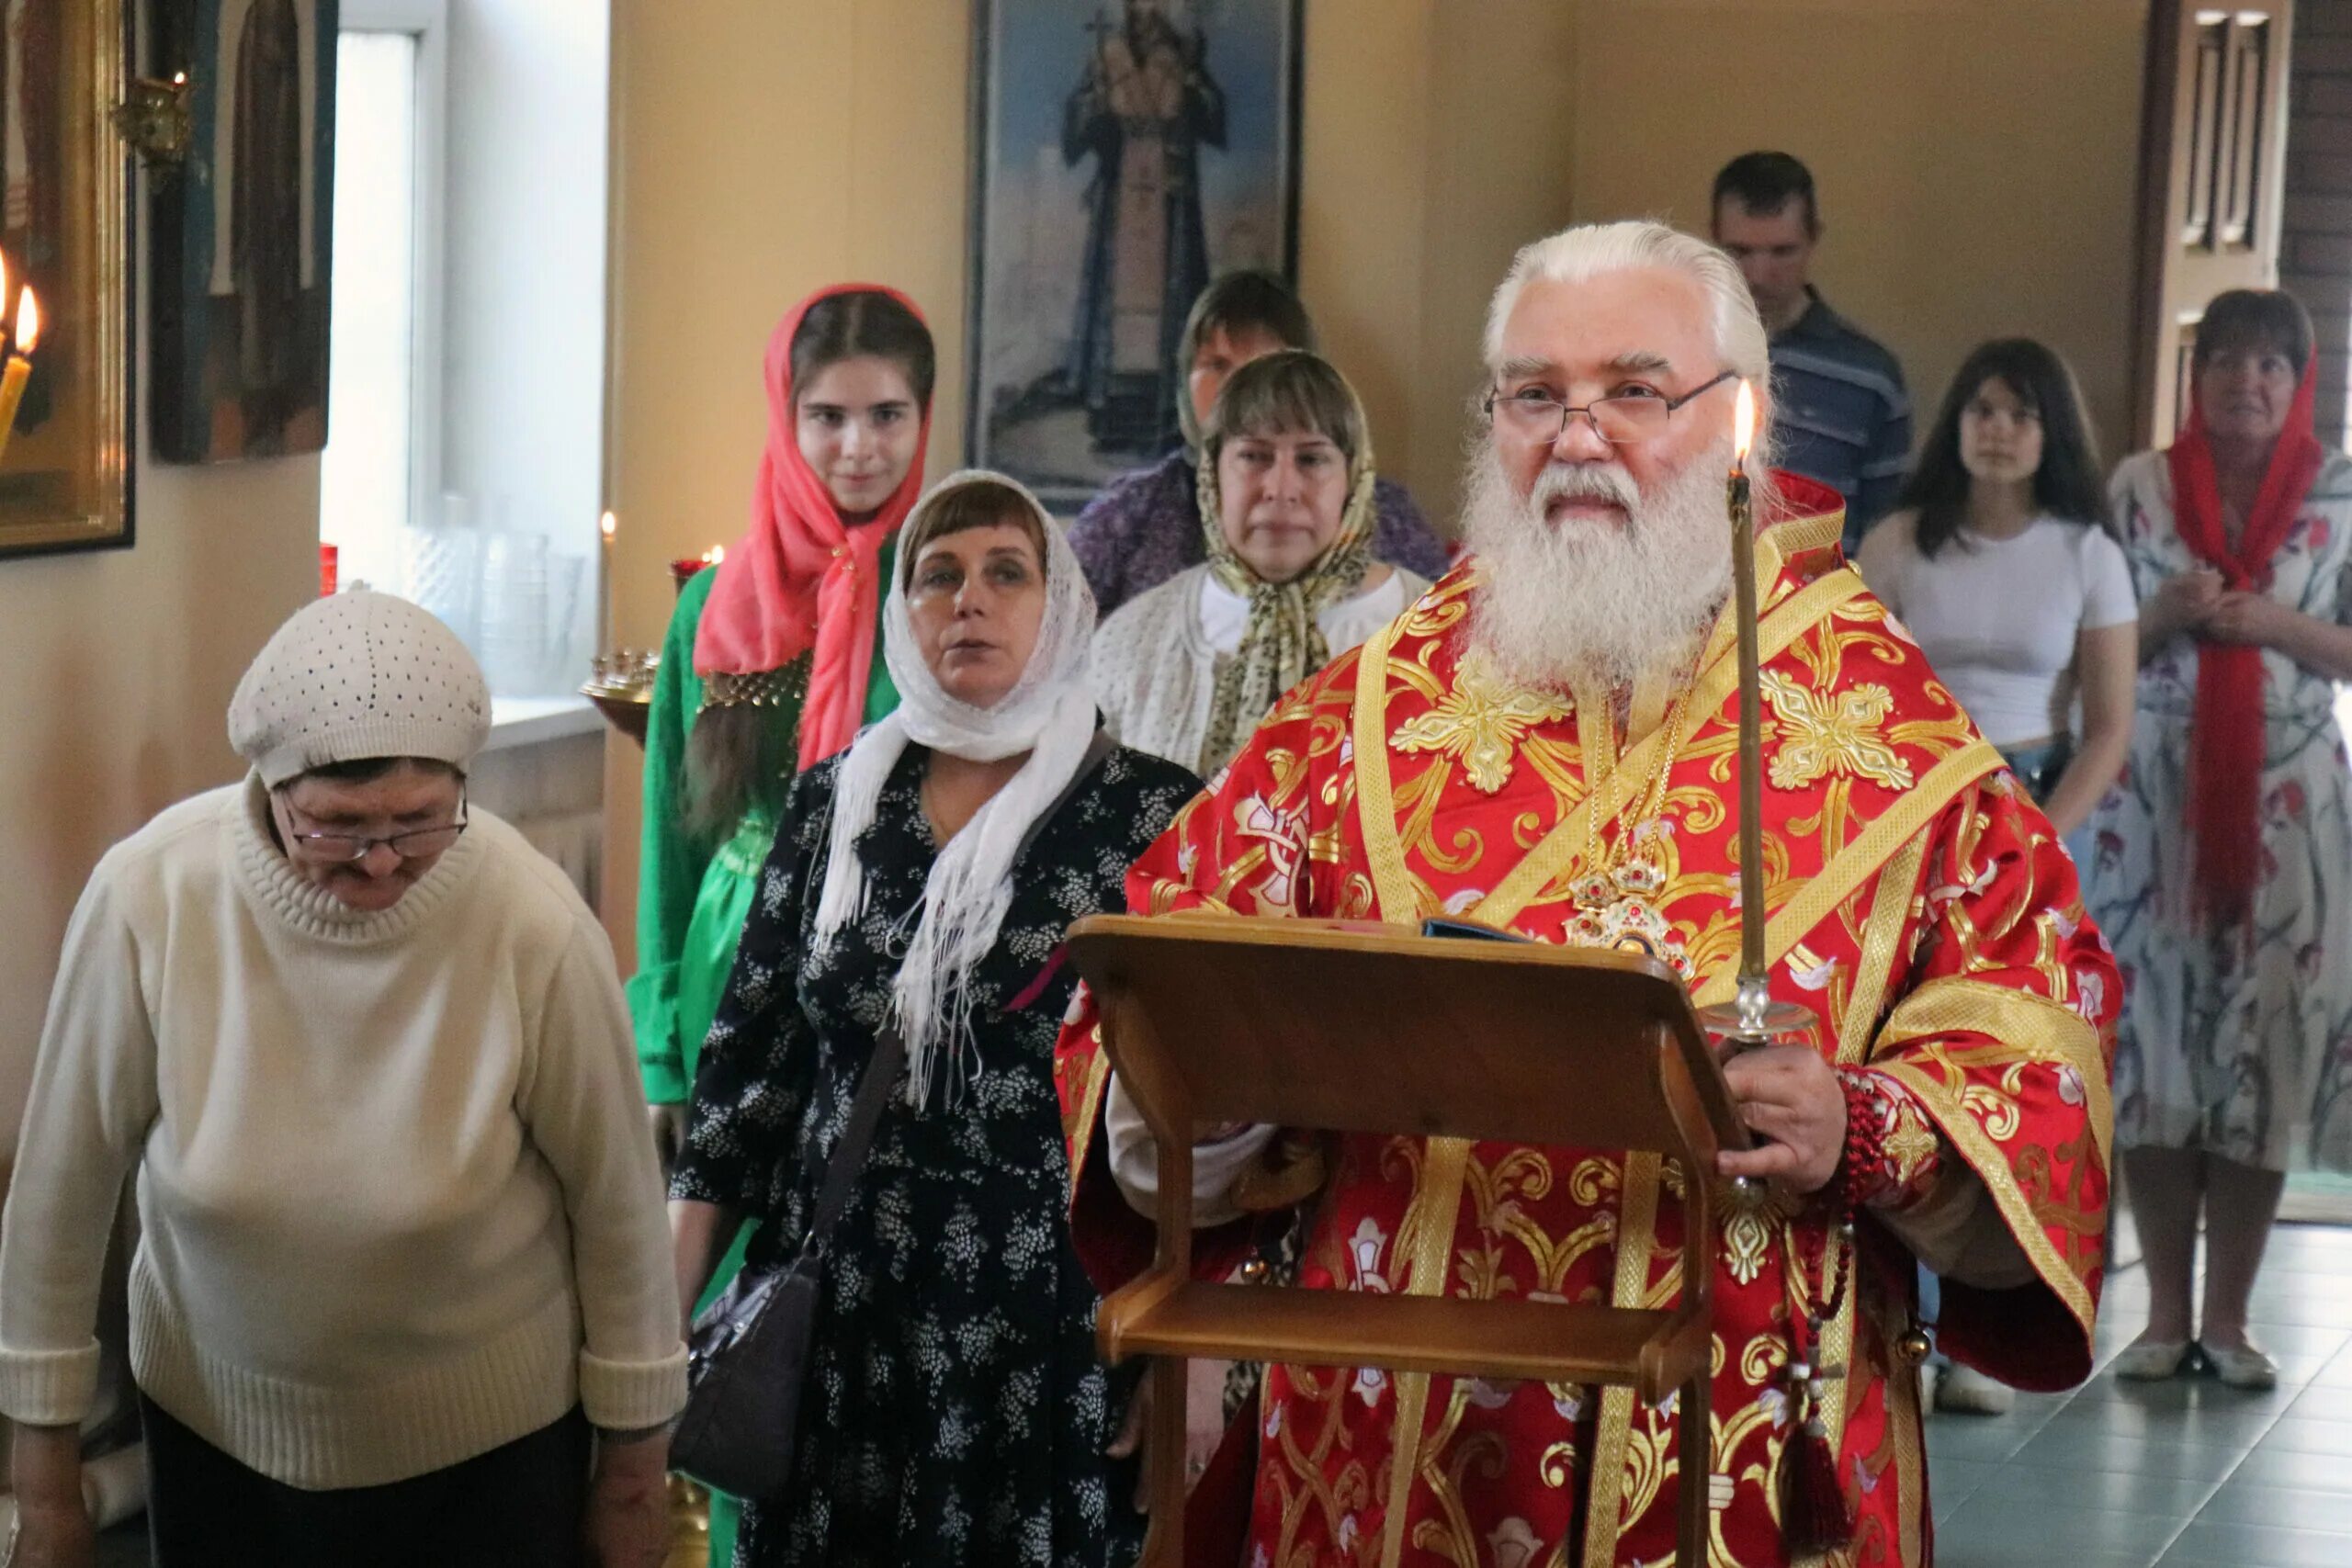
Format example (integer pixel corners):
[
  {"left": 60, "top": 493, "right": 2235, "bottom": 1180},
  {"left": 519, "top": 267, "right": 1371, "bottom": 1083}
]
[{"left": 1461, "top": 439, "right": 1736, "bottom": 691}]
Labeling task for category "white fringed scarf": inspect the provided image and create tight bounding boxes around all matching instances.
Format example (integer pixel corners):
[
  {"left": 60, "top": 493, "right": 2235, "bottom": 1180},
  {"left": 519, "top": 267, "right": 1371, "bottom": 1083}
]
[{"left": 811, "top": 471, "right": 1101, "bottom": 1110}]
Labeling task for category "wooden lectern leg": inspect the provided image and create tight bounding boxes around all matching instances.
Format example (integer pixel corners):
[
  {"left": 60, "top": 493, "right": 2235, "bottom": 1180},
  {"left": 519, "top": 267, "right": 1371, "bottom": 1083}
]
[
  {"left": 1139, "top": 1353, "right": 1190, "bottom": 1566},
  {"left": 1675, "top": 1369, "right": 1711, "bottom": 1566}
]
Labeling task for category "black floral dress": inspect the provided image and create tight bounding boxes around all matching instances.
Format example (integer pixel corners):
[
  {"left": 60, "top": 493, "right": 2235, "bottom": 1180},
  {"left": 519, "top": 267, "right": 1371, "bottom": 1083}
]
[{"left": 673, "top": 740, "right": 1197, "bottom": 1568}]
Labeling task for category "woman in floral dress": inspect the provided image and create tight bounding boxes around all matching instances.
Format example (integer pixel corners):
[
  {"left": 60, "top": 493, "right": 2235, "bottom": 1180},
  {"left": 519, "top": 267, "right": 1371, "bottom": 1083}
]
[
  {"left": 2091, "top": 288, "right": 2352, "bottom": 1391},
  {"left": 670, "top": 471, "right": 1197, "bottom": 1565}
]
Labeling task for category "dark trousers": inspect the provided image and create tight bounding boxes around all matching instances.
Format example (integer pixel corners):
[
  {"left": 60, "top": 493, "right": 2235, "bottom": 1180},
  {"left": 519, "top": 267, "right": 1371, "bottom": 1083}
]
[{"left": 141, "top": 1393, "right": 593, "bottom": 1568}]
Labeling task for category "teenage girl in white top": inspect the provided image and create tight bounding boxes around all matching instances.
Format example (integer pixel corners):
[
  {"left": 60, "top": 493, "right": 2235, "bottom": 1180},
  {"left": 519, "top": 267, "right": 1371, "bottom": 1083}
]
[
  {"left": 1860, "top": 338, "right": 2138, "bottom": 843},
  {"left": 1855, "top": 337, "right": 2137, "bottom": 1419}
]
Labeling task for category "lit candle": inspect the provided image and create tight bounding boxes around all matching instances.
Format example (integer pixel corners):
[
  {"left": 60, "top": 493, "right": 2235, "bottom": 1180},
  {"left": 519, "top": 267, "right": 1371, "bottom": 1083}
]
[
  {"left": 1733, "top": 379, "right": 1756, "bottom": 476},
  {"left": 0, "top": 286, "right": 40, "bottom": 462},
  {"left": 597, "top": 510, "right": 616, "bottom": 653},
  {"left": 1725, "top": 378, "right": 1766, "bottom": 996},
  {"left": 709, "top": 544, "right": 726, "bottom": 565}
]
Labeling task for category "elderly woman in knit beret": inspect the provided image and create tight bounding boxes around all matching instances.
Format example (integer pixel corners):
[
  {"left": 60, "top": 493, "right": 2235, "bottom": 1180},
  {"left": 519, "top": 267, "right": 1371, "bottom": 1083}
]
[{"left": 0, "top": 592, "right": 686, "bottom": 1568}]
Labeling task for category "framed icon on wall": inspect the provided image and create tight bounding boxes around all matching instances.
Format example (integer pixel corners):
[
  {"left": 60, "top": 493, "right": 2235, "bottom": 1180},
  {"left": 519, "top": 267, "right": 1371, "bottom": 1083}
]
[
  {"left": 0, "top": 0, "right": 134, "bottom": 558},
  {"left": 965, "top": 0, "right": 1304, "bottom": 513}
]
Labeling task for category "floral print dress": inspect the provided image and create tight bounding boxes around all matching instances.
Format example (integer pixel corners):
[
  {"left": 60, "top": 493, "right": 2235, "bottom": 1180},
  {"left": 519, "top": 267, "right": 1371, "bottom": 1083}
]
[
  {"left": 2088, "top": 449, "right": 2352, "bottom": 1171},
  {"left": 673, "top": 740, "right": 1197, "bottom": 1567}
]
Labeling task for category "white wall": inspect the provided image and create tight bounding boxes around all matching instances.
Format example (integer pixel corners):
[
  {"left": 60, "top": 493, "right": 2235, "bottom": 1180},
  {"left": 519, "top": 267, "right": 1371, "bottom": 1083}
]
[{"left": 439, "top": 0, "right": 610, "bottom": 688}]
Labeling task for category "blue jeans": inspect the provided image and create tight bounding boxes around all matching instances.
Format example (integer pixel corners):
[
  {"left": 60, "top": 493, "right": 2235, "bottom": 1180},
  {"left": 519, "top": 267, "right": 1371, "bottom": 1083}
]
[{"left": 1998, "top": 737, "right": 2095, "bottom": 881}]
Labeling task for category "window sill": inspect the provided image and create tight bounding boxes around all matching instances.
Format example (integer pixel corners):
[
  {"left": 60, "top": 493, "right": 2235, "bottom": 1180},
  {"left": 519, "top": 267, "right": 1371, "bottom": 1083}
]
[{"left": 483, "top": 694, "right": 605, "bottom": 754}]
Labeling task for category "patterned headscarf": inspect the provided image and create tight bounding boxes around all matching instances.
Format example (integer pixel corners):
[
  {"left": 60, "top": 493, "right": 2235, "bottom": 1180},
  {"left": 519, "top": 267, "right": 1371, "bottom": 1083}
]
[{"left": 1195, "top": 351, "right": 1379, "bottom": 774}]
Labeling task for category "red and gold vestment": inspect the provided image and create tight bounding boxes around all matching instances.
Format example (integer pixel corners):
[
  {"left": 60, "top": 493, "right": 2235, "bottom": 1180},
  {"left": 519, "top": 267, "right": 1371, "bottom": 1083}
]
[{"left": 1058, "top": 481, "right": 2118, "bottom": 1568}]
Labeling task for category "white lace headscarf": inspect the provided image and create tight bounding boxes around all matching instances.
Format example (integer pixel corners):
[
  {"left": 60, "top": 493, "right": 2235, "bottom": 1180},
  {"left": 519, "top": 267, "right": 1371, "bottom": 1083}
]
[{"left": 812, "top": 470, "right": 1101, "bottom": 1109}]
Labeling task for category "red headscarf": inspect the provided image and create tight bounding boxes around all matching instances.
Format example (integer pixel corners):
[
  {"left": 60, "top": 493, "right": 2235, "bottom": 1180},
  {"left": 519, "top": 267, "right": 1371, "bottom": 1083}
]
[
  {"left": 694, "top": 284, "right": 933, "bottom": 771},
  {"left": 2166, "top": 353, "right": 2324, "bottom": 931}
]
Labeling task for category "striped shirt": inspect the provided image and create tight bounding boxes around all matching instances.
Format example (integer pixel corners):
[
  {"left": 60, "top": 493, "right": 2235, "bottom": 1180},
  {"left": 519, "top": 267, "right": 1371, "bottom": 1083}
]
[{"left": 1770, "top": 290, "right": 1910, "bottom": 552}]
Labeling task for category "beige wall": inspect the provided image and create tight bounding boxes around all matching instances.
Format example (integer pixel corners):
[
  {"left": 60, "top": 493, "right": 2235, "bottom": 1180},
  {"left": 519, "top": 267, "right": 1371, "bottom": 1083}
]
[
  {"left": 598, "top": 0, "right": 2148, "bottom": 959},
  {"left": 600, "top": 0, "right": 977, "bottom": 961},
  {"left": 1571, "top": 0, "right": 2148, "bottom": 462},
  {"left": 597, "top": 0, "right": 1578, "bottom": 961},
  {"left": 0, "top": 389, "right": 317, "bottom": 1146}
]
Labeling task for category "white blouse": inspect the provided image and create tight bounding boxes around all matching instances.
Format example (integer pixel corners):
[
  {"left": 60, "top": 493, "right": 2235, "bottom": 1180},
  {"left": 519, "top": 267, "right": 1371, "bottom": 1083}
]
[{"left": 1090, "top": 563, "right": 1427, "bottom": 773}]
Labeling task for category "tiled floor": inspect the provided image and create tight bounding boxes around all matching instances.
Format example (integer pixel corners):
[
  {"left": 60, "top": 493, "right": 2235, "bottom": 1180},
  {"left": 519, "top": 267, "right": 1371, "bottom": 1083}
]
[
  {"left": 1930, "top": 1218, "right": 2352, "bottom": 1566},
  {"left": 78, "top": 1223, "right": 2352, "bottom": 1566}
]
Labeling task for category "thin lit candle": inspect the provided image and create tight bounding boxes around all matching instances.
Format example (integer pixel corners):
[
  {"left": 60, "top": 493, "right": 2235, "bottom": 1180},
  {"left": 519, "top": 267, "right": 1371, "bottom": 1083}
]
[
  {"left": 0, "top": 288, "right": 42, "bottom": 464},
  {"left": 1726, "top": 379, "right": 1767, "bottom": 992},
  {"left": 597, "top": 510, "right": 616, "bottom": 653}
]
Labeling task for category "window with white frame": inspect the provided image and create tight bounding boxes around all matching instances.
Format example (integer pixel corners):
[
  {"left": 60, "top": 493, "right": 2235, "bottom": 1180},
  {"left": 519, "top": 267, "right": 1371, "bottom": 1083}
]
[
  {"left": 323, "top": 0, "right": 610, "bottom": 704},
  {"left": 321, "top": 0, "right": 447, "bottom": 598}
]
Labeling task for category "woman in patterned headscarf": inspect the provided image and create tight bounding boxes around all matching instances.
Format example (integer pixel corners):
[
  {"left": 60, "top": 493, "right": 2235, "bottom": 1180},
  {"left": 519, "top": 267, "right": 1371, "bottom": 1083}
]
[{"left": 1090, "top": 350, "right": 1431, "bottom": 776}]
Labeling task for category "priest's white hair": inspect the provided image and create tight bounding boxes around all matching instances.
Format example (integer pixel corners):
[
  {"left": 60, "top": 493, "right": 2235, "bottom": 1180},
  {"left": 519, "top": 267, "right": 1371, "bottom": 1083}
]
[
  {"left": 1484, "top": 220, "right": 1773, "bottom": 398},
  {"left": 1464, "top": 220, "right": 1782, "bottom": 690}
]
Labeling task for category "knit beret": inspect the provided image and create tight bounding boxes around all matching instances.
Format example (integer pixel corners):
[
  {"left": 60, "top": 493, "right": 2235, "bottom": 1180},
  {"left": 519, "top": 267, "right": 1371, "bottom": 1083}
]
[{"left": 228, "top": 591, "right": 492, "bottom": 787}]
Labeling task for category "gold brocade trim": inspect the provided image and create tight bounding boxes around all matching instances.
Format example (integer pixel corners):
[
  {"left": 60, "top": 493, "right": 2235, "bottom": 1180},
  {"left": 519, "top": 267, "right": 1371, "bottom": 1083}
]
[
  {"left": 1770, "top": 503, "right": 1845, "bottom": 562},
  {"left": 1790, "top": 850, "right": 1922, "bottom": 1567},
  {"left": 1583, "top": 803, "right": 1929, "bottom": 1565},
  {"left": 1478, "top": 571, "right": 1874, "bottom": 928},
  {"left": 1891, "top": 1321, "right": 1927, "bottom": 1568},
  {"left": 1379, "top": 1135, "right": 1473, "bottom": 1568},
  {"left": 1067, "top": 1039, "right": 1114, "bottom": 1202},
  {"left": 1631, "top": 661, "right": 1673, "bottom": 745},
  {"left": 1353, "top": 617, "right": 1419, "bottom": 919},
  {"left": 1871, "top": 1058, "right": 2098, "bottom": 1337},
  {"left": 1348, "top": 562, "right": 1870, "bottom": 936},
  {"left": 1837, "top": 832, "right": 1933, "bottom": 1061},
  {"left": 1759, "top": 741, "right": 2004, "bottom": 966},
  {"left": 1872, "top": 977, "right": 2112, "bottom": 1161},
  {"left": 697, "top": 657, "right": 813, "bottom": 714},
  {"left": 1578, "top": 1151, "right": 1664, "bottom": 1568}
]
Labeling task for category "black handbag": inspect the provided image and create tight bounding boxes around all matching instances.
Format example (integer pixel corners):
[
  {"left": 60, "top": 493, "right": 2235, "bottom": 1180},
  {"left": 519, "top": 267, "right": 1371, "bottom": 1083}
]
[
  {"left": 669, "top": 1015, "right": 906, "bottom": 1500},
  {"left": 668, "top": 728, "right": 1116, "bottom": 1501}
]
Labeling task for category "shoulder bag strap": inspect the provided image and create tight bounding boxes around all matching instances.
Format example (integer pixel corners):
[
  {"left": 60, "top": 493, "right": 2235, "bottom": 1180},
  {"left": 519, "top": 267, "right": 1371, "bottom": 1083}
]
[{"left": 798, "top": 723, "right": 1117, "bottom": 1258}]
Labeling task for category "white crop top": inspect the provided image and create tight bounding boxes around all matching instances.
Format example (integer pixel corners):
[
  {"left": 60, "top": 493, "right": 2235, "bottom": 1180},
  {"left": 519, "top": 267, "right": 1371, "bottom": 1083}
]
[{"left": 1859, "top": 514, "right": 2136, "bottom": 746}]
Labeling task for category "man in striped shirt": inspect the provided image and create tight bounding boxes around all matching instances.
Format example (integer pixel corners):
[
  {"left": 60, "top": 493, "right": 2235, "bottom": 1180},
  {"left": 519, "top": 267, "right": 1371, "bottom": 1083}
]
[{"left": 1712, "top": 152, "right": 1911, "bottom": 554}]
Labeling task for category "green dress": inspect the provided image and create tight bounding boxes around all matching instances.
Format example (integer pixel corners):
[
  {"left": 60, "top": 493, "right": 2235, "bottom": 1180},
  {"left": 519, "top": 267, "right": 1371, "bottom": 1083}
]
[{"left": 628, "top": 551, "right": 897, "bottom": 1565}]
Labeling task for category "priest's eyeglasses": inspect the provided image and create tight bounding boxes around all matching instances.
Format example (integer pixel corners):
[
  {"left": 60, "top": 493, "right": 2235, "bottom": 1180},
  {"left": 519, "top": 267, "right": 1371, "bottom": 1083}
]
[
  {"left": 284, "top": 799, "right": 470, "bottom": 862},
  {"left": 1485, "top": 368, "right": 1738, "bottom": 446}
]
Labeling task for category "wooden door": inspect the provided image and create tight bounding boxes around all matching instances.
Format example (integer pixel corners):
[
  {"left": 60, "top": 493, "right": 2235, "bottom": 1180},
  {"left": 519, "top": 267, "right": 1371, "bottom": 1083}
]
[{"left": 2131, "top": 1, "right": 2296, "bottom": 447}]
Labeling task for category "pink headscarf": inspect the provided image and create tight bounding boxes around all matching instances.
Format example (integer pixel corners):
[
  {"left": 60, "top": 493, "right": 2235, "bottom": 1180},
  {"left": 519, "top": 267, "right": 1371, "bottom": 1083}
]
[{"left": 693, "top": 284, "right": 933, "bottom": 770}]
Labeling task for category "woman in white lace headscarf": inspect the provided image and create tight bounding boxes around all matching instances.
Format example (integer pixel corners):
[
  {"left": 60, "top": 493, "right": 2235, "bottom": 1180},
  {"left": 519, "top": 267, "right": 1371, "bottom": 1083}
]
[
  {"left": 668, "top": 471, "right": 1198, "bottom": 1567},
  {"left": 1091, "top": 350, "right": 1433, "bottom": 775}
]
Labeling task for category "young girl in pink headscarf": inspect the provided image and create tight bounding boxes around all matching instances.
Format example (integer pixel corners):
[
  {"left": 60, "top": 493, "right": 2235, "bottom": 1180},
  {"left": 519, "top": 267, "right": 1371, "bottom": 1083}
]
[{"left": 628, "top": 284, "right": 933, "bottom": 1565}]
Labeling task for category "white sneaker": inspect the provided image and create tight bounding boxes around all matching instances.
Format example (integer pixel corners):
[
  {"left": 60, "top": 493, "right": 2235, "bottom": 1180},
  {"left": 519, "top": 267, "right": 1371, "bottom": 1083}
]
[
  {"left": 2206, "top": 1341, "right": 2278, "bottom": 1391},
  {"left": 1935, "top": 1361, "right": 2015, "bottom": 1415}
]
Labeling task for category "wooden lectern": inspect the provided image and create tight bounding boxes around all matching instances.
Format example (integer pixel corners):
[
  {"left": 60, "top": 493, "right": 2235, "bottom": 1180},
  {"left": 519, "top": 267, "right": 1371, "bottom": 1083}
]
[{"left": 1067, "top": 913, "right": 1753, "bottom": 1568}]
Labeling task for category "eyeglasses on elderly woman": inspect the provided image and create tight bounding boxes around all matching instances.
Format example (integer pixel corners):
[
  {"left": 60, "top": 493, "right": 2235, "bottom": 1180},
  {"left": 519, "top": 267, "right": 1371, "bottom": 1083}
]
[{"left": 276, "top": 794, "right": 471, "bottom": 862}]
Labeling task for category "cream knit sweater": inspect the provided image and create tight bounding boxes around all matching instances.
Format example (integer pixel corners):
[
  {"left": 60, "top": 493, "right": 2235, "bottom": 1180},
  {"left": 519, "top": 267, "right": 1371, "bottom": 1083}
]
[{"left": 0, "top": 777, "right": 687, "bottom": 1489}]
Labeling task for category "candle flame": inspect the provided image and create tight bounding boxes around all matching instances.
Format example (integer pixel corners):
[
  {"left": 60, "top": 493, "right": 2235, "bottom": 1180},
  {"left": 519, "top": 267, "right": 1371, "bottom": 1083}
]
[
  {"left": 0, "top": 254, "right": 9, "bottom": 309},
  {"left": 1733, "top": 378, "right": 1755, "bottom": 461},
  {"left": 599, "top": 510, "right": 616, "bottom": 540},
  {"left": 15, "top": 288, "right": 41, "bottom": 355},
  {"left": 709, "top": 544, "right": 726, "bottom": 564}
]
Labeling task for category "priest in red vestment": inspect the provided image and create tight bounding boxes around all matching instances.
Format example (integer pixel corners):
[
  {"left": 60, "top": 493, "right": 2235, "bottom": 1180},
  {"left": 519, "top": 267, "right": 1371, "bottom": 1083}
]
[{"left": 1056, "top": 219, "right": 2117, "bottom": 1568}]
